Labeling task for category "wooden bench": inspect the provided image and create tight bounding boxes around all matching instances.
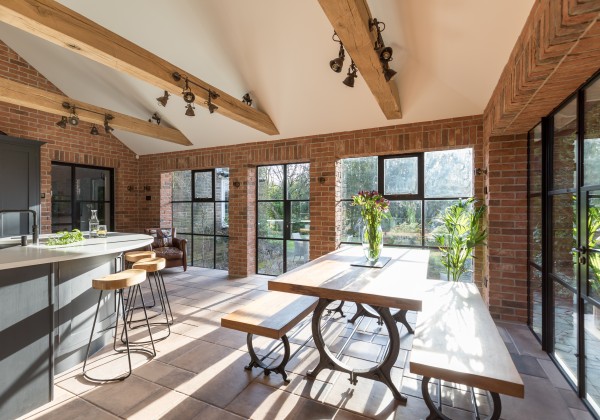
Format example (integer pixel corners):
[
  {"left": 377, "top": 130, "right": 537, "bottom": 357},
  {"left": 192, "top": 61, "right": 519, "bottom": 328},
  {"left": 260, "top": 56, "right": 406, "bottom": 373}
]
[
  {"left": 409, "top": 281, "right": 524, "bottom": 420},
  {"left": 221, "top": 291, "right": 318, "bottom": 382}
]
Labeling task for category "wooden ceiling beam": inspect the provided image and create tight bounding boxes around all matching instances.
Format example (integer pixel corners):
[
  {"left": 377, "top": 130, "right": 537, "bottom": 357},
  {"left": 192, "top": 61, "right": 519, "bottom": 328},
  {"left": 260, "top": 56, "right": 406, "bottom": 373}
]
[
  {"left": 318, "top": 0, "right": 402, "bottom": 120},
  {"left": 0, "top": 0, "right": 279, "bottom": 135},
  {"left": 0, "top": 77, "right": 193, "bottom": 146}
]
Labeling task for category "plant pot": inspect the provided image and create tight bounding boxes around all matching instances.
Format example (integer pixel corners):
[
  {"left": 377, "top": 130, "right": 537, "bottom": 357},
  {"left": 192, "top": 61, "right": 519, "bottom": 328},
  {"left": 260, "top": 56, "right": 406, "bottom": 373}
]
[{"left": 361, "top": 223, "right": 383, "bottom": 263}]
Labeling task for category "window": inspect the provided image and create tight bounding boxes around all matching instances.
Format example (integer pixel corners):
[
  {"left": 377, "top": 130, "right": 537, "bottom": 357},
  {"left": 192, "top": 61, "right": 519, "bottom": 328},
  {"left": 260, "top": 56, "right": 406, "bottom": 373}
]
[
  {"left": 339, "top": 149, "right": 473, "bottom": 248},
  {"left": 51, "top": 163, "right": 113, "bottom": 232},
  {"left": 256, "top": 163, "right": 310, "bottom": 275},
  {"left": 172, "top": 168, "right": 229, "bottom": 270}
]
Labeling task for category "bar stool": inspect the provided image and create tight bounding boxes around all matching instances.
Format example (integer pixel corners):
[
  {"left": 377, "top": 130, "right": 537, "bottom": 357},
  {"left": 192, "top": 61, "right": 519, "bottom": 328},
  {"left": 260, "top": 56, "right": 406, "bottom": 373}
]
[
  {"left": 127, "top": 257, "right": 173, "bottom": 342},
  {"left": 83, "top": 269, "right": 156, "bottom": 382},
  {"left": 124, "top": 250, "right": 157, "bottom": 306}
]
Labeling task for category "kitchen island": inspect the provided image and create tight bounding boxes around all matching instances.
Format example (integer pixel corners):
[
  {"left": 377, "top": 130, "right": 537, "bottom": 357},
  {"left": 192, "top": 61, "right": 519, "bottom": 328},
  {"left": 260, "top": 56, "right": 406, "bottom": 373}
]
[{"left": 0, "top": 233, "right": 153, "bottom": 420}]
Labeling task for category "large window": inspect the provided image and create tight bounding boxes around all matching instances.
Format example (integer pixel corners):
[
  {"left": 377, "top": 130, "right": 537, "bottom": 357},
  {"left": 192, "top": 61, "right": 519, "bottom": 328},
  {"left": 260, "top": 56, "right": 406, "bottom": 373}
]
[
  {"left": 256, "top": 163, "right": 310, "bottom": 276},
  {"left": 51, "top": 163, "right": 113, "bottom": 232},
  {"left": 172, "top": 168, "right": 229, "bottom": 270},
  {"left": 339, "top": 149, "right": 473, "bottom": 247}
]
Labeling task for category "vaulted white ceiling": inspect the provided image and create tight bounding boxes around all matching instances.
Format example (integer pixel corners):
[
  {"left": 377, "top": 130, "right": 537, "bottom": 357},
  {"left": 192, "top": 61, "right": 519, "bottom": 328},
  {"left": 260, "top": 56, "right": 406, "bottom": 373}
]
[{"left": 0, "top": 0, "right": 534, "bottom": 155}]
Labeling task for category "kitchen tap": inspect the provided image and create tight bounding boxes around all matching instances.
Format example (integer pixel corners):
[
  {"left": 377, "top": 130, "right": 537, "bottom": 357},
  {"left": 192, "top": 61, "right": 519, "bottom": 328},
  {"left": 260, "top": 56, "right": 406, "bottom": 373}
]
[{"left": 0, "top": 209, "right": 39, "bottom": 245}]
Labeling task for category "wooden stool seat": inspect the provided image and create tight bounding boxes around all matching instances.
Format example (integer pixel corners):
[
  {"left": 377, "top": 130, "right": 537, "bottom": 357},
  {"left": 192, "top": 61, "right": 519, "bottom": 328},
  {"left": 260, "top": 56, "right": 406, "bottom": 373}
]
[
  {"left": 132, "top": 257, "right": 167, "bottom": 272},
  {"left": 92, "top": 269, "right": 147, "bottom": 291},
  {"left": 125, "top": 250, "right": 156, "bottom": 263}
]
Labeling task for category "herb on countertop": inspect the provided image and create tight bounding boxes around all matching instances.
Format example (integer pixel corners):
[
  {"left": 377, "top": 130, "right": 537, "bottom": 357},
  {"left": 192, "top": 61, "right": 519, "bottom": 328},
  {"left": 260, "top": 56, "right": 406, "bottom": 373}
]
[{"left": 46, "top": 229, "right": 85, "bottom": 246}]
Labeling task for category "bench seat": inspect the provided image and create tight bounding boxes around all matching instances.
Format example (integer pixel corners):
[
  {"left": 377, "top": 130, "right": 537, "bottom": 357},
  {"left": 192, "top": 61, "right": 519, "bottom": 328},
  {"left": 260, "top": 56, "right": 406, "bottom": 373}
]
[
  {"left": 409, "top": 281, "right": 524, "bottom": 419},
  {"left": 221, "top": 291, "right": 318, "bottom": 381}
]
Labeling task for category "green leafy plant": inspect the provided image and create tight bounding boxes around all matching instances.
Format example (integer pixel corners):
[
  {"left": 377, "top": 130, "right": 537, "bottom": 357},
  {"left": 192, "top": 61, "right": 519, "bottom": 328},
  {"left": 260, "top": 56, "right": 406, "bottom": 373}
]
[
  {"left": 352, "top": 190, "right": 390, "bottom": 261},
  {"left": 588, "top": 207, "right": 600, "bottom": 294},
  {"left": 434, "top": 198, "right": 487, "bottom": 282},
  {"left": 46, "top": 229, "right": 85, "bottom": 246}
]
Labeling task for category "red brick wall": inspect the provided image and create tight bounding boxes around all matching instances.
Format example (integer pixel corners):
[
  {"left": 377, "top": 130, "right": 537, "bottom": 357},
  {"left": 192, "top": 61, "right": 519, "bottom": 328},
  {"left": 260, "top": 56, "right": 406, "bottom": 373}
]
[
  {"left": 139, "top": 116, "right": 485, "bottom": 278},
  {"left": 486, "top": 134, "right": 528, "bottom": 322},
  {"left": 0, "top": 41, "right": 140, "bottom": 233}
]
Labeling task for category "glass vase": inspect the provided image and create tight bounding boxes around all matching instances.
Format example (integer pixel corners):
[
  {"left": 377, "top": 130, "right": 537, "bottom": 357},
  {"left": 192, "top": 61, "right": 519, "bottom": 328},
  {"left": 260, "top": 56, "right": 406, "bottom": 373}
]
[
  {"left": 361, "top": 223, "right": 383, "bottom": 263},
  {"left": 89, "top": 209, "right": 99, "bottom": 238}
]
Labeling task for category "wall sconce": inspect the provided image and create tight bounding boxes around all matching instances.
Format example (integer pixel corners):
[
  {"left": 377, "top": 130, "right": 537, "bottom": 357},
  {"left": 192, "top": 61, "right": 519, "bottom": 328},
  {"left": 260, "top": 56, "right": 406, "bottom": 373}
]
[
  {"left": 318, "top": 176, "right": 326, "bottom": 184},
  {"left": 171, "top": 72, "right": 220, "bottom": 117},
  {"left": 475, "top": 168, "right": 488, "bottom": 176},
  {"left": 233, "top": 181, "right": 241, "bottom": 188},
  {"left": 127, "top": 185, "right": 136, "bottom": 192}
]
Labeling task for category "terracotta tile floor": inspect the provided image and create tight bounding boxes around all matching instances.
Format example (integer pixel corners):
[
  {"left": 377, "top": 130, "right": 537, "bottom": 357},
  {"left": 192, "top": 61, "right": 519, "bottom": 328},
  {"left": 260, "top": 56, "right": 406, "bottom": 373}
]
[{"left": 19, "top": 267, "right": 595, "bottom": 420}]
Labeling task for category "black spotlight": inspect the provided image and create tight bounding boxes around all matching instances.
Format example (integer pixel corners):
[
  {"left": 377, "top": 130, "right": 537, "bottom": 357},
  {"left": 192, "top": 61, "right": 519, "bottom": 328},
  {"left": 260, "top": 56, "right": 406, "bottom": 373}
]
[
  {"left": 207, "top": 97, "right": 218, "bottom": 114},
  {"left": 157, "top": 91, "right": 170, "bottom": 107},
  {"left": 330, "top": 35, "right": 345, "bottom": 73},
  {"left": 343, "top": 61, "right": 358, "bottom": 88},
  {"left": 104, "top": 115, "right": 114, "bottom": 133},
  {"left": 377, "top": 46, "right": 393, "bottom": 62},
  {"left": 182, "top": 78, "right": 195, "bottom": 103},
  {"left": 56, "top": 116, "right": 67, "bottom": 129},
  {"left": 383, "top": 63, "right": 397, "bottom": 81},
  {"left": 242, "top": 93, "right": 252, "bottom": 106},
  {"left": 185, "top": 104, "right": 195, "bottom": 117},
  {"left": 90, "top": 125, "right": 99, "bottom": 136},
  {"left": 68, "top": 114, "right": 79, "bottom": 126}
]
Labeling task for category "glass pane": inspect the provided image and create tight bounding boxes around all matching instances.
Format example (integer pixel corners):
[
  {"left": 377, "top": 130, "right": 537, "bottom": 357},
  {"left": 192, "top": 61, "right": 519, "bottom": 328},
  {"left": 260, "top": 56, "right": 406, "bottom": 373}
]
[
  {"left": 383, "top": 157, "right": 418, "bottom": 195},
  {"left": 51, "top": 202, "right": 72, "bottom": 232},
  {"left": 75, "top": 167, "right": 110, "bottom": 201},
  {"left": 584, "top": 301, "right": 600, "bottom": 412},
  {"left": 193, "top": 236, "right": 214, "bottom": 268},
  {"left": 553, "top": 98, "right": 577, "bottom": 191},
  {"left": 258, "top": 165, "right": 284, "bottom": 200},
  {"left": 584, "top": 78, "right": 600, "bottom": 186},
  {"left": 530, "top": 267, "right": 542, "bottom": 338},
  {"left": 257, "top": 202, "right": 284, "bottom": 238},
  {"left": 77, "top": 202, "right": 110, "bottom": 231},
  {"left": 193, "top": 202, "right": 214, "bottom": 235},
  {"left": 383, "top": 201, "right": 422, "bottom": 246},
  {"left": 172, "top": 171, "right": 191, "bottom": 201},
  {"left": 340, "top": 157, "right": 378, "bottom": 200},
  {"left": 529, "top": 196, "right": 542, "bottom": 266},
  {"left": 287, "top": 240, "right": 309, "bottom": 271},
  {"left": 290, "top": 201, "right": 310, "bottom": 238},
  {"left": 215, "top": 168, "right": 229, "bottom": 201},
  {"left": 551, "top": 194, "right": 576, "bottom": 288},
  {"left": 257, "top": 239, "right": 283, "bottom": 275},
  {"left": 424, "top": 148, "right": 473, "bottom": 198},
  {"left": 424, "top": 200, "right": 455, "bottom": 246},
  {"left": 173, "top": 202, "right": 192, "bottom": 233},
  {"left": 589, "top": 196, "right": 600, "bottom": 300},
  {"left": 194, "top": 171, "right": 213, "bottom": 199},
  {"left": 287, "top": 163, "right": 310, "bottom": 200},
  {"left": 340, "top": 201, "right": 362, "bottom": 243},
  {"left": 553, "top": 281, "right": 578, "bottom": 384},
  {"left": 529, "top": 124, "right": 543, "bottom": 193},
  {"left": 215, "top": 202, "right": 229, "bottom": 236},
  {"left": 215, "top": 236, "right": 229, "bottom": 270},
  {"left": 51, "top": 164, "right": 72, "bottom": 199}
]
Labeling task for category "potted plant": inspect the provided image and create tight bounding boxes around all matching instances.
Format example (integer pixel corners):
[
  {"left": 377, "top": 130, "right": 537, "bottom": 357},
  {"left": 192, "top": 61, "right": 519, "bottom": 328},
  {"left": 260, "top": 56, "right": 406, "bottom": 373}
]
[
  {"left": 433, "top": 198, "right": 487, "bottom": 282},
  {"left": 351, "top": 190, "right": 390, "bottom": 263}
]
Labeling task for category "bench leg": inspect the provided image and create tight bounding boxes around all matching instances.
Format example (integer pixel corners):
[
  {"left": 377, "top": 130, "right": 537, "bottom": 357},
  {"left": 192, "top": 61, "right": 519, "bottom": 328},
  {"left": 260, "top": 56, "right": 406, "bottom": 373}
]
[
  {"left": 244, "top": 333, "right": 291, "bottom": 383},
  {"left": 326, "top": 300, "right": 345, "bottom": 318},
  {"left": 349, "top": 303, "right": 414, "bottom": 334},
  {"left": 421, "top": 376, "right": 502, "bottom": 420}
]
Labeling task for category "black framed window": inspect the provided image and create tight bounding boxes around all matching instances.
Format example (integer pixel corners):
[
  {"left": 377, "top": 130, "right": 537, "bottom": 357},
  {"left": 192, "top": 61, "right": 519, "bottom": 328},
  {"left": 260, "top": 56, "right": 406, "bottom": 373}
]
[
  {"left": 256, "top": 163, "right": 310, "bottom": 276},
  {"left": 51, "top": 162, "right": 113, "bottom": 232},
  {"left": 172, "top": 168, "right": 229, "bottom": 270}
]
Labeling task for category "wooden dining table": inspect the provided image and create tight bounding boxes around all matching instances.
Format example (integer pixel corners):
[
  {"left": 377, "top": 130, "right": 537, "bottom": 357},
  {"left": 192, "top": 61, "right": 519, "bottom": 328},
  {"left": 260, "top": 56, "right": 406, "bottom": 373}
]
[{"left": 268, "top": 245, "right": 429, "bottom": 403}]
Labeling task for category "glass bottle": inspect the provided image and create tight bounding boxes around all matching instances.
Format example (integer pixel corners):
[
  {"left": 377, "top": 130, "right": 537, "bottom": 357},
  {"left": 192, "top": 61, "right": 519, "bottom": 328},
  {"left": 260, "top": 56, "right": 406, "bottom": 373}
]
[{"left": 89, "top": 209, "right": 99, "bottom": 238}]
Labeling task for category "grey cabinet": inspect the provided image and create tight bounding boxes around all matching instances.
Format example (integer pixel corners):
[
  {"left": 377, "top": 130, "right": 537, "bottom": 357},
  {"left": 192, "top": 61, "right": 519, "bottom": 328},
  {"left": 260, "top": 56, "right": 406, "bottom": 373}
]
[{"left": 0, "top": 135, "right": 43, "bottom": 238}]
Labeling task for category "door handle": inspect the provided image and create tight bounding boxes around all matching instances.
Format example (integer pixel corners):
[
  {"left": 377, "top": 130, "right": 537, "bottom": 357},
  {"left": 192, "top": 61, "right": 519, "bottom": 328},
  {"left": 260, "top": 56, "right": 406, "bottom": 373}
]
[{"left": 572, "top": 246, "right": 587, "bottom": 254}]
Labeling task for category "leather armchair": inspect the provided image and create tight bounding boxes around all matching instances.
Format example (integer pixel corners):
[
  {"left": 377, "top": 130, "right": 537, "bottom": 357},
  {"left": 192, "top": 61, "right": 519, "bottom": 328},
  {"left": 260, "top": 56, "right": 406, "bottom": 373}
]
[{"left": 144, "top": 228, "right": 188, "bottom": 271}]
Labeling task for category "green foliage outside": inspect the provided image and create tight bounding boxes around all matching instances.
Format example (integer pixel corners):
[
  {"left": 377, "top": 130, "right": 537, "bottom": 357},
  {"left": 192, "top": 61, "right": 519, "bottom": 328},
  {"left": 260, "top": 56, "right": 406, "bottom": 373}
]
[
  {"left": 433, "top": 198, "right": 487, "bottom": 282},
  {"left": 588, "top": 206, "right": 600, "bottom": 293}
]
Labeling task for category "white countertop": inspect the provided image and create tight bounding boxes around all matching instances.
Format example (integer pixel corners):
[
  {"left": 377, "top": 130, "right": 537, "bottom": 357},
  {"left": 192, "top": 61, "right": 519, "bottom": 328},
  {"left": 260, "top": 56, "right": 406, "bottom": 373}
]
[{"left": 0, "top": 233, "right": 153, "bottom": 270}]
